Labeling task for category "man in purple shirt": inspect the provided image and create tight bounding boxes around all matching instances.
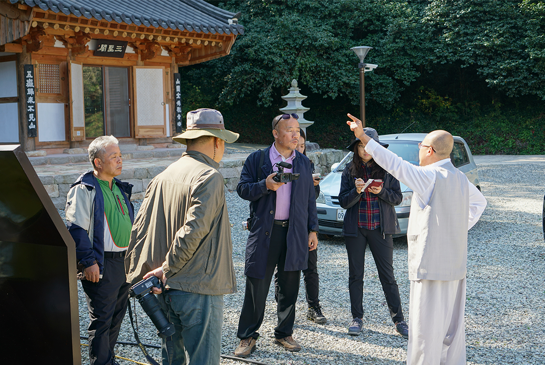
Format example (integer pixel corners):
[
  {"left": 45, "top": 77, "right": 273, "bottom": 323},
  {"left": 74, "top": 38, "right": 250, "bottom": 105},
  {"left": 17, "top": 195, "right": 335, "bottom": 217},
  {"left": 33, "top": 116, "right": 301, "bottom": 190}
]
[{"left": 234, "top": 114, "right": 319, "bottom": 358}]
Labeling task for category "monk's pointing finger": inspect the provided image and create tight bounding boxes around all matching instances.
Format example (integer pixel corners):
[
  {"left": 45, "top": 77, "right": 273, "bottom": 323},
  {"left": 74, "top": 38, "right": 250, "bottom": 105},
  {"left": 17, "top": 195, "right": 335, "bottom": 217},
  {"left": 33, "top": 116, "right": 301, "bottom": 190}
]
[{"left": 347, "top": 113, "right": 361, "bottom": 123}]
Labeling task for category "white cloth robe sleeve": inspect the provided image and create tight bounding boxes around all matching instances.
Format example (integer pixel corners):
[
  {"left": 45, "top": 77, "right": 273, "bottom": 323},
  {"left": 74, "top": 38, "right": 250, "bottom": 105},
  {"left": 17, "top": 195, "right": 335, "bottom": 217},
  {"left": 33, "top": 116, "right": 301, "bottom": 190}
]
[{"left": 365, "top": 139, "right": 486, "bottom": 230}]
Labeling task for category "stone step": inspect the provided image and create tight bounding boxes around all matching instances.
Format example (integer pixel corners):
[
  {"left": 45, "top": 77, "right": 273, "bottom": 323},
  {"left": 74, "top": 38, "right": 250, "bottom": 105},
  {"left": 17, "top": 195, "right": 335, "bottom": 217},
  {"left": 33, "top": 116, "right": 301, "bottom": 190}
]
[{"left": 27, "top": 143, "right": 270, "bottom": 166}]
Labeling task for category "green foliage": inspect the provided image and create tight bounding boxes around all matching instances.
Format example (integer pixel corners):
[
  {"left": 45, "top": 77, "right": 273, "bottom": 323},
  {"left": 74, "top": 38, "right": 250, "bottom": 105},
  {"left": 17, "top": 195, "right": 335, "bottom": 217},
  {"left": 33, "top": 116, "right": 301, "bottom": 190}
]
[
  {"left": 182, "top": 0, "right": 545, "bottom": 154},
  {"left": 424, "top": 0, "right": 545, "bottom": 99},
  {"left": 83, "top": 66, "right": 104, "bottom": 138}
]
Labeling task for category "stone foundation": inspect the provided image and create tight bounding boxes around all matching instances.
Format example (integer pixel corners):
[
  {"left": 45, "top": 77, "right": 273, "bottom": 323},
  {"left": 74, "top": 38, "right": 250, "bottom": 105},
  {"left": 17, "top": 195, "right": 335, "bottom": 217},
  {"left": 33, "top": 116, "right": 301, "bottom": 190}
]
[{"left": 40, "top": 148, "right": 348, "bottom": 210}]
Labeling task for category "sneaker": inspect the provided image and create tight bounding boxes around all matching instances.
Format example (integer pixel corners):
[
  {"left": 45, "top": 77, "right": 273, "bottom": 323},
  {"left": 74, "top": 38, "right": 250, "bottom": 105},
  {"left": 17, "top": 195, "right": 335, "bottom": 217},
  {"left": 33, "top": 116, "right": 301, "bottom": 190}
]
[
  {"left": 395, "top": 321, "right": 409, "bottom": 339},
  {"left": 307, "top": 305, "right": 327, "bottom": 324},
  {"left": 274, "top": 335, "right": 302, "bottom": 352},
  {"left": 348, "top": 318, "right": 364, "bottom": 336},
  {"left": 234, "top": 337, "right": 257, "bottom": 358}
]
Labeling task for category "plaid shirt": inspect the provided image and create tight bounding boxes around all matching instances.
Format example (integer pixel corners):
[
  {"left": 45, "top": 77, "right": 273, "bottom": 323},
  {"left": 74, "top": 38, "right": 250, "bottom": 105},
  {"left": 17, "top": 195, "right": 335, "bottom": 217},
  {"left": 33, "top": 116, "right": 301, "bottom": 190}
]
[{"left": 358, "top": 164, "right": 381, "bottom": 230}]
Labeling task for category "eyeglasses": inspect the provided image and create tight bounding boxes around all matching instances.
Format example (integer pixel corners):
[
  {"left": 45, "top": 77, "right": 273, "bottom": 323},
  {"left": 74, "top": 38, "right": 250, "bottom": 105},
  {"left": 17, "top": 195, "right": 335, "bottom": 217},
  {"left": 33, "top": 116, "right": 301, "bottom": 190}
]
[
  {"left": 273, "top": 113, "right": 299, "bottom": 130},
  {"left": 418, "top": 142, "right": 436, "bottom": 153}
]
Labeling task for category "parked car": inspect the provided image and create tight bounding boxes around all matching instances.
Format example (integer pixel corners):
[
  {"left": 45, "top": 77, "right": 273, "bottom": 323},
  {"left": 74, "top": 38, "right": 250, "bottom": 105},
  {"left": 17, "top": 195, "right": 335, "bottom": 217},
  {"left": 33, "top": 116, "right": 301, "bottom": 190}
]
[{"left": 316, "top": 133, "right": 481, "bottom": 237}]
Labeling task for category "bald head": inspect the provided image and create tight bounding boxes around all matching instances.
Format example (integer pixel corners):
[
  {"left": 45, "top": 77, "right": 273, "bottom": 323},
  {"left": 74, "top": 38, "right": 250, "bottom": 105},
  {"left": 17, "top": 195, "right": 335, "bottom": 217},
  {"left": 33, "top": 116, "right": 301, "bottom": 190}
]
[
  {"left": 418, "top": 130, "right": 453, "bottom": 166},
  {"left": 426, "top": 130, "right": 453, "bottom": 159}
]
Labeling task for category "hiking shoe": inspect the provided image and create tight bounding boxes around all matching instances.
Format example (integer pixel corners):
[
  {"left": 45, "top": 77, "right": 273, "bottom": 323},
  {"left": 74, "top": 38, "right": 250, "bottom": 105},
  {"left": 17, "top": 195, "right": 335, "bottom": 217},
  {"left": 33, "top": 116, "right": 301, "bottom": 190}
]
[
  {"left": 395, "top": 321, "right": 409, "bottom": 339},
  {"left": 307, "top": 305, "right": 327, "bottom": 324},
  {"left": 234, "top": 337, "right": 256, "bottom": 358},
  {"left": 348, "top": 318, "right": 364, "bottom": 336},
  {"left": 274, "top": 335, "right": 302, "bottom": 352}
]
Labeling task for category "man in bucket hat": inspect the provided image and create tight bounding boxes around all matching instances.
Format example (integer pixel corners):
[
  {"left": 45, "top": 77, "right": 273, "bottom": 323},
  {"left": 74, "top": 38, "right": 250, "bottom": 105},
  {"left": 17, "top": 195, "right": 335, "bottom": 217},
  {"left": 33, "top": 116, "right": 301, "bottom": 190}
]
[{"left": 125, "top": 108, "right": 239, "bottom": 365}]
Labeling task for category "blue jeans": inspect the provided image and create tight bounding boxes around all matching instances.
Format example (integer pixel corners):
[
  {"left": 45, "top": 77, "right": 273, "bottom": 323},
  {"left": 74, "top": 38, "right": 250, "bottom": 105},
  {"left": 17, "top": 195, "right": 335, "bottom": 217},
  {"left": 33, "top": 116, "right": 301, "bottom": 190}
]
[{"left": 159, "top": 290, "right": 224, "bottom": 365}]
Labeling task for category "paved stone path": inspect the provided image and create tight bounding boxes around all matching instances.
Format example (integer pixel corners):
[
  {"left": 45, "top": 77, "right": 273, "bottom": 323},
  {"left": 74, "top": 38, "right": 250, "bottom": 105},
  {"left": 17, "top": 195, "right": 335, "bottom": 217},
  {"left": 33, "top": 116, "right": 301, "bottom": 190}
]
[{"left": 474, "top": 155, "right": 545, "bottom": 164}]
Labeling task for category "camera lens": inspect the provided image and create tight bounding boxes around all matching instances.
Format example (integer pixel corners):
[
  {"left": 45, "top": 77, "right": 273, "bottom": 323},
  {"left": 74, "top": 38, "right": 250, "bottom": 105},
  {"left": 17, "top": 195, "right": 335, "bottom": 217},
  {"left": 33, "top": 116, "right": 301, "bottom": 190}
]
[{"left": 139, "top": 293, "right": 176, "bottom": 338}]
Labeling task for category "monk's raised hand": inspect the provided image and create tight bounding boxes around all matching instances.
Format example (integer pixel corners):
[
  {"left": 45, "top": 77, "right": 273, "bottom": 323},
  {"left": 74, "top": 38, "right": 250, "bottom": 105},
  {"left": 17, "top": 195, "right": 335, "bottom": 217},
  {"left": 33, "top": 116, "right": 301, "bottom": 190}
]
[{"left": 346, "top": 113, "right": 364, "bottom": 140}]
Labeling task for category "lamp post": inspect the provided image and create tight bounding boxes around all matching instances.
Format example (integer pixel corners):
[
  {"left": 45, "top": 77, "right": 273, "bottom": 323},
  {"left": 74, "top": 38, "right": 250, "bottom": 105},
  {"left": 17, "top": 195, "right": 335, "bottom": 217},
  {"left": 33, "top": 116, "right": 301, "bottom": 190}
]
[{"left": 350, "top": 46, "right": 376, "bottom": 128}]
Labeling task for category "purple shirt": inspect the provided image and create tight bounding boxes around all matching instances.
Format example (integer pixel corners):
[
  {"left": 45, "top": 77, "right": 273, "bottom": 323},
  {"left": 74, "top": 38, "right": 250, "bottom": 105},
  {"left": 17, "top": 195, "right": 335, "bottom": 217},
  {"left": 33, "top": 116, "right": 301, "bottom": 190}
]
[{"left": 269, "top": 143, "right": 295, "bottom": 220}]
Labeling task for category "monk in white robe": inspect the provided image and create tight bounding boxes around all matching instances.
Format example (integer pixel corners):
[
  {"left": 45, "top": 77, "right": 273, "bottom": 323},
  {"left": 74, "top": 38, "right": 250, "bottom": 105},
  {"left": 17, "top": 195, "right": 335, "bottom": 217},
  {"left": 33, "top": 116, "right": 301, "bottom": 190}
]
[{"left": 346, "top": 114, "right": 486, "bottom": 365}]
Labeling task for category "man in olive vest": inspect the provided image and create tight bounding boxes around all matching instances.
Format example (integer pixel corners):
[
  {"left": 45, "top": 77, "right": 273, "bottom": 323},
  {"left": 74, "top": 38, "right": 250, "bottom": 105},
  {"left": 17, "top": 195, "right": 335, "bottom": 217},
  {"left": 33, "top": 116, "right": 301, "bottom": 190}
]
[
  {"left": 346, "top": 114, "right": 486, "bottom": 365},
  {"left": 125, "top": 108, "right": 239, "bottom": 365}
]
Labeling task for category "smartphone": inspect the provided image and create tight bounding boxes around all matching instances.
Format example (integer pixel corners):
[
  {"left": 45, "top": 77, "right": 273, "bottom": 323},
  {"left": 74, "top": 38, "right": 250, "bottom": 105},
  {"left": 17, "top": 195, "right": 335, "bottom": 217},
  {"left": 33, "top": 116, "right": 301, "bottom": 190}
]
[{"left": 312, "top": 173, "right": 321, "bottom": 180}]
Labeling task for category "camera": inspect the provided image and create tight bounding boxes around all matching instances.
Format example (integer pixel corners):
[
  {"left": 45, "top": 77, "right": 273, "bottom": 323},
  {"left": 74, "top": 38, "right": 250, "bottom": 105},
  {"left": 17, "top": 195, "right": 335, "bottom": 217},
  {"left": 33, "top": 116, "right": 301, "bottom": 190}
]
[
  {"left": 272, "top": 161, "right": 300, "bottom": 183},
  {"left": 129, "top": 276, "right": 175, "bottom": 338}
]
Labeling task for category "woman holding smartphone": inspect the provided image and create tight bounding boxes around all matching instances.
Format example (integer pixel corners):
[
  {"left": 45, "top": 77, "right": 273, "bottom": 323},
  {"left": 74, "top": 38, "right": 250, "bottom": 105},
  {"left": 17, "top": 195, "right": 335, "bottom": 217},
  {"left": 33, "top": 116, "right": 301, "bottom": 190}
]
[{"left": 338, "top": 128, "right": 408, "bottom": 338}]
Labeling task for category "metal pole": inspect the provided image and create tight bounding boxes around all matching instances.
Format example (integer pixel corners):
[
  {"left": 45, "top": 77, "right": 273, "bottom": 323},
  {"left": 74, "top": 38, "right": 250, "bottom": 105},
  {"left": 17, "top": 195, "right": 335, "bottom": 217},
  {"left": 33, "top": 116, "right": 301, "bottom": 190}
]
[{"left": 359, "top": 62, "right": 366, "bottom": 127}]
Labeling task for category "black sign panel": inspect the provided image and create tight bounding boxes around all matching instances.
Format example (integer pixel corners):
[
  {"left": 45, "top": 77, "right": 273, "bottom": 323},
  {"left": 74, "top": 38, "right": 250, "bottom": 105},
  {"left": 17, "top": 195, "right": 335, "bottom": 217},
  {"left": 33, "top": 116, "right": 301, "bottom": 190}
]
[
  {"left": 174, "top": 73, "right": 183, "bottom": 133},
  {"left": 0, "top": 145, "right": 81, "bottom": 364},
  {"left": 94, "top": 39, "right": 127, "bottom": 58},
  {"left": 24, "top": 65, "right": 37, "bottom": 138}
]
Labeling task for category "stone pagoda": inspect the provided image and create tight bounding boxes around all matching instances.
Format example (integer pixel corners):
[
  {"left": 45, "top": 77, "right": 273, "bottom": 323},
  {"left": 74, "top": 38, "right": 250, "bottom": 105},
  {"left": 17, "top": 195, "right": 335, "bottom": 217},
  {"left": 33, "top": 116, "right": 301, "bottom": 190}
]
[{"left": 280, "top": 79, "right": 314, "bottom": 138}]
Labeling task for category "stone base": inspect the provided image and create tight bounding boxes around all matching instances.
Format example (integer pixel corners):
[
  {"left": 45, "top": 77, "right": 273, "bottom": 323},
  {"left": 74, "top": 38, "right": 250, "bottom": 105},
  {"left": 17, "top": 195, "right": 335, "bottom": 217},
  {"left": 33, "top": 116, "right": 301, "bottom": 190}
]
[
  {"left": 26, "top": 150, "right": 47, "bottom": 157},
  {"left": 38, "top": 148, "right": 347, "bottom": 209},
  {"left": 63, "top": 148, "right": 87, "bottom": 155},
  {"left": 306, "top": 142, "right": 320, "bottom": 152},
  {"left": 136, "top": 145, "right": 155, "bottom": 151},
  {"left": 167, "top": 143, "right": 184, "bottom": 149}
]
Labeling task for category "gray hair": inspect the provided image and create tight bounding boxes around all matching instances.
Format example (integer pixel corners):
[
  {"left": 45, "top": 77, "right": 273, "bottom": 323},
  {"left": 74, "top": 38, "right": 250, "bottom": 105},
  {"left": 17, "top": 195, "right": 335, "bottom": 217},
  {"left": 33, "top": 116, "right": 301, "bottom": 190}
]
[{"left": 88, "top": 135, "right": 119, "bottom": 168}]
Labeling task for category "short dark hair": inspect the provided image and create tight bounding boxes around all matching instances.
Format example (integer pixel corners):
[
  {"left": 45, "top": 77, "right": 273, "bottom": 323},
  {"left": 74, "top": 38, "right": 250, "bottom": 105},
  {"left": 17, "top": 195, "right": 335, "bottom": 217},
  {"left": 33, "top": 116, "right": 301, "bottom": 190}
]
[
  {"left": 272, "top": 115, "right": 283, "bottom": 130},
  {"left": 299, "top": 129, "right": 307, "bottom": 156}
]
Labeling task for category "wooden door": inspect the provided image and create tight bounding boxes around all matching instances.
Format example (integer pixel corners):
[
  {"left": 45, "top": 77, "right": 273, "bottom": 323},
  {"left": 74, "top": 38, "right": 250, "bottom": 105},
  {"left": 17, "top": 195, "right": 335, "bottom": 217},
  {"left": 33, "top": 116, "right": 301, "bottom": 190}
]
[
  {"left": 68, "top": 61, "right": 85, "bottom": 141},
  {"left": 132, "top": 66, "right": 166, "bottom": 138}
]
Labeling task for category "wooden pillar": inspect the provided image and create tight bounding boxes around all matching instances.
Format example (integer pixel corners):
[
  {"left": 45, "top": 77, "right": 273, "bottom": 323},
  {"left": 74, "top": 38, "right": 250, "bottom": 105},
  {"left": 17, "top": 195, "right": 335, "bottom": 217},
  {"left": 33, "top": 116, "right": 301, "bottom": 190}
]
[{"left": 17, "top": 45, "right": 34, "bottom": 151}]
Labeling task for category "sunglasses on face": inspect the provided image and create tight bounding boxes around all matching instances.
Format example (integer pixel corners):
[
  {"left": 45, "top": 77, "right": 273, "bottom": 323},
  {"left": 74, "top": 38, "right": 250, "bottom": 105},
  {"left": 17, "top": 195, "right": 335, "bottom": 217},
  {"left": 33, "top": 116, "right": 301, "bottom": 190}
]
[{"left": 273, "top": 113, "right": 299, "bottom": 130}]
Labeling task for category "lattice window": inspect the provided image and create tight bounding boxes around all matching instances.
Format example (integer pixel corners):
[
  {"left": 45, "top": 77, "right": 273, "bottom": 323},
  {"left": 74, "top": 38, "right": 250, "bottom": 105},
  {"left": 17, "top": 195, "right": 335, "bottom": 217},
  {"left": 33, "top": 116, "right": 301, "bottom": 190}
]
[{"left": 38, "top": 64, "right": 61, "bottom": 94}]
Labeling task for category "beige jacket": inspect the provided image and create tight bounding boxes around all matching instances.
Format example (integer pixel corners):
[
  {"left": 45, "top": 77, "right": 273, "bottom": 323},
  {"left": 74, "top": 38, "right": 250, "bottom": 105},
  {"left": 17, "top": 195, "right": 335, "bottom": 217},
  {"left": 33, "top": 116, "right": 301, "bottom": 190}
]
[{"left": 125, "top": 151, "right": 236, "bottom": 295}]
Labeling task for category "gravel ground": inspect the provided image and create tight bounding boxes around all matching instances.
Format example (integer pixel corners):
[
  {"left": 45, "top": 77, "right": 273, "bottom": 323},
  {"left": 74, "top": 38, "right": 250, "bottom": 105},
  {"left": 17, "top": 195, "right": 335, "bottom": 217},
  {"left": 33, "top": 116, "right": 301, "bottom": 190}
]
[{"left": 66, "top": 160, "right": 545, "bottom": 365}]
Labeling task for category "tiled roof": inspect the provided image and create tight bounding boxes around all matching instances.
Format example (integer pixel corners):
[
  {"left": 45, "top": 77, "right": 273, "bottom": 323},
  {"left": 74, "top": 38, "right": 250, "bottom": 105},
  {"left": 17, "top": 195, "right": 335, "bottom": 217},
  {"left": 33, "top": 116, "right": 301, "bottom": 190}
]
[{"left": 11, "top": 0, "right": 244, "bottom": 35}]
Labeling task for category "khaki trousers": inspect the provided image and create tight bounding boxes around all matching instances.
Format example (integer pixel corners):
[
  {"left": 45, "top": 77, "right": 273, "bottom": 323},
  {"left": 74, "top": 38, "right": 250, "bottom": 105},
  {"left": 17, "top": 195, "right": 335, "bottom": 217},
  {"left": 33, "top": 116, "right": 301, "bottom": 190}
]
[{"left": 407, "top": 278, "right": 466, "bottom": 365}]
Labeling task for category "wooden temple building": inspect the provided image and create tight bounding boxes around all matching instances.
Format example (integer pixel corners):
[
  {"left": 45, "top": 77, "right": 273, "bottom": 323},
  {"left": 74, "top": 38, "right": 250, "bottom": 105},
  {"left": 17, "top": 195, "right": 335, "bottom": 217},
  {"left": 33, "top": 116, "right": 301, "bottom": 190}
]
[{"left": 0, "top": 0, "right": 243, "bottom": 152}]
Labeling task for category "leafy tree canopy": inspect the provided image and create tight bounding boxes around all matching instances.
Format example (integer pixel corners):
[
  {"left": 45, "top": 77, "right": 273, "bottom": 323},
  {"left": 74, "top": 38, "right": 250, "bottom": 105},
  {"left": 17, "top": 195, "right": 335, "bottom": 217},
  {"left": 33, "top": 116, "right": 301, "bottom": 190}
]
[
  {"left": 194, "top": 0, "right": 545, "bottom": 109},
  {"left": 180, "top": 1, "right": 545, "bottom": 152}
]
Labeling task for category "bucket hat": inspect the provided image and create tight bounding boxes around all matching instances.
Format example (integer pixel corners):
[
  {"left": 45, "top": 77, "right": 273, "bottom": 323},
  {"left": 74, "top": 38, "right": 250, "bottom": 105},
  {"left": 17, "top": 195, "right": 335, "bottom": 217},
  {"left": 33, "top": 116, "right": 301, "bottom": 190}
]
[
  {"left": 346, "top": 127, "right": 388, "bottom": 151},
  {"left": 173, "top": 108, "right": 239, "bottom": 145}
]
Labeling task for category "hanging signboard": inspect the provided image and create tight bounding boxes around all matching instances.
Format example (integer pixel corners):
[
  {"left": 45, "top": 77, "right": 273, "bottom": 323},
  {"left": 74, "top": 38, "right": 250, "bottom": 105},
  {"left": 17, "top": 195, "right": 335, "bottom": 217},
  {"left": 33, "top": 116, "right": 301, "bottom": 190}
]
[
  {"left": 24, "top": 65, "right": 37, "bottom": 138},
  {"left": 94, "top": 40, "right": 127, "bottom": 58},
  {"left": 174, "top": 73, "right": 183, "bottom": 133}
]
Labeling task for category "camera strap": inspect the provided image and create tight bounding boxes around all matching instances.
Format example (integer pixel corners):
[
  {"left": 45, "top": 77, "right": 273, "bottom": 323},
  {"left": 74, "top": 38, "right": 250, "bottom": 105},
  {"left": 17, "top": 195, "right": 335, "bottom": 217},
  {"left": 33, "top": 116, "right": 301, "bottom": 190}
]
[{"left": 127, "top": 299, "right": 161, "bottom": 365}]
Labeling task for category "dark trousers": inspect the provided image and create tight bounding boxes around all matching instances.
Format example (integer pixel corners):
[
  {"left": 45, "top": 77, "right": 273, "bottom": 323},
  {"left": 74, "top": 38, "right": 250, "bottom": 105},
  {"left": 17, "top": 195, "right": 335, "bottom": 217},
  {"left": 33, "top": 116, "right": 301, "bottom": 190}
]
[
  {"left": 237, "top": 225, "right": 301, "bottom": 340},
  {"left": 274, "top": 248, "right": 319, "bottom": 307},
  {"left": 344, "top": 227, "right": 404, "bottom": 323},
  {"left": 81, "top": 256, "right": 130, "bottom": 365},
  {"left": 302, "top": 249, "right": 320, "bottom": 307}
]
